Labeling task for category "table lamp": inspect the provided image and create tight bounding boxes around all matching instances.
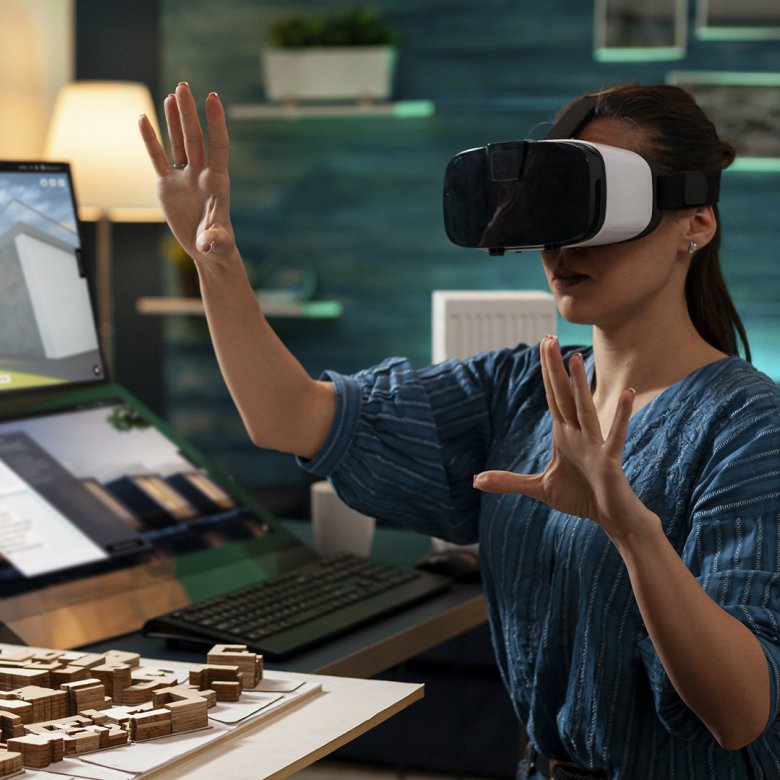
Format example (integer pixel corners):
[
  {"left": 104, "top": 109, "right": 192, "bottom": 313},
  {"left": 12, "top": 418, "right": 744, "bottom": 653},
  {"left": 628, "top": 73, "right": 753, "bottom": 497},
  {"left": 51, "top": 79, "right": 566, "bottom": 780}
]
[{"left": 43, "top": 80, "right": 165, "bottom": 372}]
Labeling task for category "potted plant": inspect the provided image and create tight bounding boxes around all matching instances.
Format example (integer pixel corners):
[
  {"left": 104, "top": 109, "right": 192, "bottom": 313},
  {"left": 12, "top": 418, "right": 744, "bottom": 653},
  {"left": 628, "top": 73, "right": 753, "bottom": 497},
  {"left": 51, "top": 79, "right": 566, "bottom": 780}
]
[{"left": 261, "top": 7, "right": 398, "bottom": 104}]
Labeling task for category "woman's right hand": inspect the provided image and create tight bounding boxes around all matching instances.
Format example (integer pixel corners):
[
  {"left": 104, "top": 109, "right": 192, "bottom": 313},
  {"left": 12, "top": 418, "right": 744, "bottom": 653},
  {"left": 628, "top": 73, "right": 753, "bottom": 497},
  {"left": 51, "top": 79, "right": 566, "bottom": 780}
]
[{"left": 138, "top": 83, "right": 236, "bottom": 264}]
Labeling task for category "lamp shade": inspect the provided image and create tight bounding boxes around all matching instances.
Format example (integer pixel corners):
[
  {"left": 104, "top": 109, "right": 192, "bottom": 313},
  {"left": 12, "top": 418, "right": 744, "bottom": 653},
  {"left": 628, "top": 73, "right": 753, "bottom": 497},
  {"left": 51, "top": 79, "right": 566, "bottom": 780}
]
[{"left": 43, "top": 80, "right": 163, "bottom": 220}]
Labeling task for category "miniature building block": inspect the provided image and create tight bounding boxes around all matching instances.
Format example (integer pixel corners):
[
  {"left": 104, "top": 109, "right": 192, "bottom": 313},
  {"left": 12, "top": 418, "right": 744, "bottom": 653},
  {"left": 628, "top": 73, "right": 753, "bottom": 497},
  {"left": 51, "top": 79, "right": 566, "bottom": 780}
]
[
  {"left": 207, "top": 644, "right": 263, "bottom": 688},
  {"left": 0, "top": 648, "right": 33, "bottom": 663},
  {"left": 114, "top": 668, "right": 178, "bottom": 705},
  {"left": 163, "top": 697, "right": 209, "bottom": 732},
  {"left": 0, "top": 710, "right": 24, "bottom": 740},
  {"left": 93, "top": 722, "right": 130, "bottom": 748},
  {"left": 153, "top": 683, "right": 217, "bottom": 709},
  {"left": 60, "top": 678, "right": 108, "bottom": 713},
  {"left": 0, "top": 747, "right": 22, "bottom": 777},
  {"left": 0, "top": 697, "right": 33, "bottom": 724},
  {"left": 103, "top": 650, "right": 140, "bottom": 668},
  {"left": 6, "top": 732, "right": 64, "bottom": 769},
  {"left": 0, "top": 666, "right": 51, "bottom": 691},
  {"left": 62, "top": 652, "right": 106, "bottom": 670},
  {"left": 62, "top": 727, "right": 101, "bottom": 756},
  {"left": 189, "top": 664, "right": 244, "bottom": 700},
  {"left": 49, "top": 664, "right": 91, "bottom": 687},
  {"left": 90, "top": 662, "right": 132, "bottom": 699},
  {"left": 79, "top": 708, "right": 109, "bottom": 725},
  {"left": 100, "top": 702, "right": 153, "bottom": 726},
  {"left": 30, "top": 651, "right": 64, "bottom": 664},
  {"left": 129, "top": 708, "right": 172, "bottom": 741},
  {"left": 209, "top": 680, "right": 242, "bottom": 702},
  {"left": 11, "top": 686, "right": 68, "bottom": 723},
  {"left": 25, "top": 713, "right": 94, "bottom": 735}
]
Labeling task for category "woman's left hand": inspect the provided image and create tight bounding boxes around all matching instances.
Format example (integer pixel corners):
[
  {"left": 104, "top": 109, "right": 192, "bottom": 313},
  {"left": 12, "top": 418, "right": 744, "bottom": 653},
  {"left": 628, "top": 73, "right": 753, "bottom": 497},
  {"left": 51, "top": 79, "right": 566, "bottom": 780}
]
[{"left": 474, "top": 336, "right": 651, "bottom": 541}]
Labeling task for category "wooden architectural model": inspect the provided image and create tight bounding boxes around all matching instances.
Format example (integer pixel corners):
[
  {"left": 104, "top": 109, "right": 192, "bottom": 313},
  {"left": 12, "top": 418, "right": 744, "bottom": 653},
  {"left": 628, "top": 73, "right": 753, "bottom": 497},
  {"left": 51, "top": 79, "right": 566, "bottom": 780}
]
[{"left": 0, "top": 643, "right": 263, "bottom": 776}]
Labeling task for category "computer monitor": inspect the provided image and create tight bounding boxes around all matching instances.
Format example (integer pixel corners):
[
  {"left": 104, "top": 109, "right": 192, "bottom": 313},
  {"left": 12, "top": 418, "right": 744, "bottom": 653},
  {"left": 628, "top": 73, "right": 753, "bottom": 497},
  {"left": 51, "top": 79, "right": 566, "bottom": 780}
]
[
  {"left": 0, "top": 161, "right": 105, "bottom": 394},
  {"left": 0, "top": 385, "right": 314, "bottom": 649}
]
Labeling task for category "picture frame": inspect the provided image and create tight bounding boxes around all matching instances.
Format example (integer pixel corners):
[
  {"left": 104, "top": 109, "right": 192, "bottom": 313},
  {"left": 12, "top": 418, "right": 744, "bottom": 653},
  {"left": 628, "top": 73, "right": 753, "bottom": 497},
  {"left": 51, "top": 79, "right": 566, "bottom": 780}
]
[
  {"left": 667, "top": 71, "right": 780, "bottom": 171},
  {"left": 594, "top": 0, "right": 687, "bottom": 61},
  {"left": 695, "top": 0, "right": 780, "bottom": 41}
]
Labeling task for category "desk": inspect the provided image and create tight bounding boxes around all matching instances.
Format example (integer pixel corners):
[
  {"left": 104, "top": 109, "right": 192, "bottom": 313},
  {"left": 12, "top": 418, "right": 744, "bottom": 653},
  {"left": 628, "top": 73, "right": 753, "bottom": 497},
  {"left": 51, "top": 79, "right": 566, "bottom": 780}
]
[
  {"left": 0, "top": 644, "right": 423, "bottom": 780},
  {"left": 86, "top": 523, "right": 488, "bottom": 679},
  {"left": 85, "top": 580, "right": 486, "bottom": 679},
  {"left": 144, "top": 669, "right": 423, "bottom": 780}
]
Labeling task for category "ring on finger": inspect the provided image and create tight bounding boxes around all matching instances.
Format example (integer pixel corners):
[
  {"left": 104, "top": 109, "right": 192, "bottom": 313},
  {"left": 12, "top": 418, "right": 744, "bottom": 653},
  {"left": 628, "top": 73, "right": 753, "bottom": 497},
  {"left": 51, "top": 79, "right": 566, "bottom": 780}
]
[{"left": 171, "top": 161, "right": 187, "bottom": 169}]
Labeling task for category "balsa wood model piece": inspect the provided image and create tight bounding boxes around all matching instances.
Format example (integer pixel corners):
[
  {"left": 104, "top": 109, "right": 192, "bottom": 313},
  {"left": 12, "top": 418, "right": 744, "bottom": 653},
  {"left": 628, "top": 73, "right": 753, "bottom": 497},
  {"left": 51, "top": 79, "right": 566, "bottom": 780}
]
[{"left": 0, "top": 643, "right": 263, "bottom": 776}]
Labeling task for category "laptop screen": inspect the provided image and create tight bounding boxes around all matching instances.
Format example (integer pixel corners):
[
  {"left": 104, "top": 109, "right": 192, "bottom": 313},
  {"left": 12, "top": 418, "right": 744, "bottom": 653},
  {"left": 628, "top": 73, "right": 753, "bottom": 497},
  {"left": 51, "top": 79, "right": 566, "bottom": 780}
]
[
  {"left": 0, "top": 395, "right": 278, "bottom": 593},
  {"left": 0, "top": 161, "right": 105, "bottom": 393}
]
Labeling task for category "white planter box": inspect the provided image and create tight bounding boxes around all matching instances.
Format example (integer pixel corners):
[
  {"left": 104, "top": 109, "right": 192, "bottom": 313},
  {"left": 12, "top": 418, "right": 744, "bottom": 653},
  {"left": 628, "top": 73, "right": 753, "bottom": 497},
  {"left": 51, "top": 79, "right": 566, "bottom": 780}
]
[{"left": 261, "top": 46, "right": 396, "bottom": 103}]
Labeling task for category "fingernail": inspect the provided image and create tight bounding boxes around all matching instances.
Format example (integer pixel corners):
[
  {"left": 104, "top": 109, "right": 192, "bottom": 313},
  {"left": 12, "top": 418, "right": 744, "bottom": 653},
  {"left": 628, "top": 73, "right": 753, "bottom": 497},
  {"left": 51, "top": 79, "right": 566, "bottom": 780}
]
[
  {"left": 473, "top": 474, "right": 482, "bottom": 489},
  {"left": 546, "top": 334, "right": 558, "bottom": 342},
  {"left": 628, "top": 387, "right": 637, "bottom": 396},
  {"left": 206, "top": 240, "right": 216, "bottom": 254}
]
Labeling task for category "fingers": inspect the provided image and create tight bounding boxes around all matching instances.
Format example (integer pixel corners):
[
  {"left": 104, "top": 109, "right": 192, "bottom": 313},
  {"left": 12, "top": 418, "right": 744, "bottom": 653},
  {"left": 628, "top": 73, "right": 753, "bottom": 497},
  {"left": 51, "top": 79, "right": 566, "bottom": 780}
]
[
  {"left": 174, "top": 82, "right": 206, "bottom": 169},
  {"left": 205, "top": 92, "right": 230, "bottom": 174},
  {"left": 541, "top": 336, "right": 578, "bottom": 425},
  {"left": 606, "top": 387, "right": 635, "bottom": 457},
  {"left": 473, "top": 470, "right": 544, "bottom": 501},
  {"left": 540, "top": 336, "right": 563, "bottom": 423},
  {"left": 568, "top": 351, "right": 601, "bottom": 438},
  {"left": 138, "top": 114, "right": 169, "bottom": 176},
  {"left": 164, "top": 93, "right": 186, "bottom": 169}
]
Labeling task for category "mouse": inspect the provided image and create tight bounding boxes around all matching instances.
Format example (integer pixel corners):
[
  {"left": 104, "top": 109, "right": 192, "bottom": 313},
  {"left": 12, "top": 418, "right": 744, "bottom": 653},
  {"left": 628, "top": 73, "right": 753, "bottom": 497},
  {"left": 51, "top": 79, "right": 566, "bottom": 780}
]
[{"left": 415, "top": 548, "right": 481, "bottom": 583}]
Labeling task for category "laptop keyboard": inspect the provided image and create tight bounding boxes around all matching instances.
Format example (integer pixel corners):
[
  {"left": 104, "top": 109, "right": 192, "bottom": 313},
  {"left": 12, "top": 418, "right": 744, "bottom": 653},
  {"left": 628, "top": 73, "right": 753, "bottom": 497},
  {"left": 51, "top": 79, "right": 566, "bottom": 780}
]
[{"left": 143, "top": 553, "right": 452, "bottom": 659}]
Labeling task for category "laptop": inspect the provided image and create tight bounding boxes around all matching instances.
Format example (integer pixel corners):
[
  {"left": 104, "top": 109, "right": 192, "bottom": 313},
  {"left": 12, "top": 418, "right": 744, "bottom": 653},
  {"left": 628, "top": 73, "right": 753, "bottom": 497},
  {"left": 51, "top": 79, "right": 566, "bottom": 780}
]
[{"left": 0, "top": 161, "right": 452, "bottom": 659}]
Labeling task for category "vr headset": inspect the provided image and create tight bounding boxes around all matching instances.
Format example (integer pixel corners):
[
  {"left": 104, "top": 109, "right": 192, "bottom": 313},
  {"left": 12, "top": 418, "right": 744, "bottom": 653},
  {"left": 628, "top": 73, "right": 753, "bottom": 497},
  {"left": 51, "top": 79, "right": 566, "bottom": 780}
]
[{"left": 442, "top": 96, "right": 721, "bottom": 255}]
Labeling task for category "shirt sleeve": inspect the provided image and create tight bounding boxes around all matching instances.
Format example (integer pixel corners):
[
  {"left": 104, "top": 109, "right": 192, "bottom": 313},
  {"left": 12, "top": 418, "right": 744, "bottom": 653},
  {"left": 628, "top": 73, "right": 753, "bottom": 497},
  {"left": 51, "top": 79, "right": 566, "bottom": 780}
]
[
  {"left": 297, "top": 346, "right": 540, "bottom": 543},
  {"left": 638, "top": 382, "right": 780, "bottom": 746}
]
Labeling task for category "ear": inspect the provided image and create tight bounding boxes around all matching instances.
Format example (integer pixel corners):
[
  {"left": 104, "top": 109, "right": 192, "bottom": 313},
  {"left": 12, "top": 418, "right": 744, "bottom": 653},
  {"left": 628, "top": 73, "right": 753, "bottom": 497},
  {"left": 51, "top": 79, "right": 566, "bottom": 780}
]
[{"left": 683, "top": 205, "right": 717, "bottom": 253}]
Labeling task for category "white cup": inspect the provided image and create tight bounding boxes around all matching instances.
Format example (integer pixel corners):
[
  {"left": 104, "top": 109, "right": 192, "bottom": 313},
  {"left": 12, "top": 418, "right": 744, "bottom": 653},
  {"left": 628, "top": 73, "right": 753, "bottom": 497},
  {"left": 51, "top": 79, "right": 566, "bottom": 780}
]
[{"left": 310, "top": 480, "right": 376, "bottom": 558}]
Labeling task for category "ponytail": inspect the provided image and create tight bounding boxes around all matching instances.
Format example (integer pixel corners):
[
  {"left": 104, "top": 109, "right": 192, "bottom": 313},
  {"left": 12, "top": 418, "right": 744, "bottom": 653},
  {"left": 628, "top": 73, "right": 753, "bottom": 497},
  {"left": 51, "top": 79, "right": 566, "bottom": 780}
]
[{"left": 585, "top": 85, "right": 751, "bottom": 360}]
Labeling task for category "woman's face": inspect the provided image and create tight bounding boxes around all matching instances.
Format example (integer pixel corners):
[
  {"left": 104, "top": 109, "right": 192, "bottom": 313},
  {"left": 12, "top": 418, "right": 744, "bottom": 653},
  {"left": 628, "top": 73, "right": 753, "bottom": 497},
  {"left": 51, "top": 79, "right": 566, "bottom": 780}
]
[{"left": 541, "top": 118, "right": 692, "bottom": 332}]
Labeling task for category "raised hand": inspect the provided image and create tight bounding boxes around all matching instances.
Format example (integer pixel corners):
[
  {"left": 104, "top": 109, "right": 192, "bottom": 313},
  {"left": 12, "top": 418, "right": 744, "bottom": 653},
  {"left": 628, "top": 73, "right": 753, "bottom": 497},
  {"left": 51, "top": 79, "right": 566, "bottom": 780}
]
[
  {"left": 474, "top": 335, "right": 648, "bottom": 541},
  {"left": 138, "top": 83, "right": 235, "bottom": 263}
]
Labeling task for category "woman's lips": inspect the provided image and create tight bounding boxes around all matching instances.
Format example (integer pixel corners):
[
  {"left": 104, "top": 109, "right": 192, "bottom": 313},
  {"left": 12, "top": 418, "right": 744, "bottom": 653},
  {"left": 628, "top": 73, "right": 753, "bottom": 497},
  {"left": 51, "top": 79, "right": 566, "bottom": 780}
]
[{"left": 552, "top": 268, "right": 590, "bottom": 290}]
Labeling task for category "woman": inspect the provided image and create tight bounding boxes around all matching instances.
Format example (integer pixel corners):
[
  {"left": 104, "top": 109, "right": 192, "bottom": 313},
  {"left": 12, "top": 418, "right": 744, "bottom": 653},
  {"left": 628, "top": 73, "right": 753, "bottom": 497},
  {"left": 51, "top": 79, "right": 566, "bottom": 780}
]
[{"left": 139, "top": 83, "right": 780, "bottom": 778}]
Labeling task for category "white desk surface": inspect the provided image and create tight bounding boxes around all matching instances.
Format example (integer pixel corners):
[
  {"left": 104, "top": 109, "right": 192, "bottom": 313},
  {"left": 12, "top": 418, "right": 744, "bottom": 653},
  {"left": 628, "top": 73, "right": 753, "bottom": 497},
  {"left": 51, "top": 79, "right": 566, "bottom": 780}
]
[
  {"left": 0, "top": 646, "right": 424, "bottom": 780},
  {"left": 141, "top": 667, "right": 423, "bottom": 780}
]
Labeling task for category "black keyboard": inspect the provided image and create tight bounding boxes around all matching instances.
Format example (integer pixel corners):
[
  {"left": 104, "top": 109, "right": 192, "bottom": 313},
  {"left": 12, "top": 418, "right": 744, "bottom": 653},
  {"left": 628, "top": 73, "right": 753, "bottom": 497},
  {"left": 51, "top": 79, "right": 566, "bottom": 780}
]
[{"left": 143, "top": 553, "right": 452, "bottom": 659}]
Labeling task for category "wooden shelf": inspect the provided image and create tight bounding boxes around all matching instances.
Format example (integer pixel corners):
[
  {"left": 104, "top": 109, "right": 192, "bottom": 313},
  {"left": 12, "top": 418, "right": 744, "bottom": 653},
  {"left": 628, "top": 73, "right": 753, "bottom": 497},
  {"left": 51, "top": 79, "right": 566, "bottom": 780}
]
[
  {"left": 136, "top": 296, "right": 343, "bottom": 319},
  {"left": 227, "top": 100, "right": 435, "bottom": 120}
]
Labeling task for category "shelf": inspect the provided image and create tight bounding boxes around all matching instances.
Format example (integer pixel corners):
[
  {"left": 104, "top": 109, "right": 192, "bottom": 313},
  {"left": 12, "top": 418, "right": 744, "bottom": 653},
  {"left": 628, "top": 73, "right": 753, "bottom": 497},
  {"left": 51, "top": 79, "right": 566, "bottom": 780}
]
[
  {"left": 136, "top": 296, "right": 343, "bottom": 319},
  {"left": 227, "top": 100, "right": 435, "bottom": 120}
]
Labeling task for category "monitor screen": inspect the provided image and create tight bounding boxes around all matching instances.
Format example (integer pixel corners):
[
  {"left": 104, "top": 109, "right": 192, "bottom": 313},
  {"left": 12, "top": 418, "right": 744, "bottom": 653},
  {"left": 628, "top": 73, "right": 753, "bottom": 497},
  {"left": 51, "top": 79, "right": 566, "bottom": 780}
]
[
  {"left": 0, "top": 397, "right": 273, "bottom": 592},
  {"left": 0, "top": 161, "right": 105, "bottom": 393}
]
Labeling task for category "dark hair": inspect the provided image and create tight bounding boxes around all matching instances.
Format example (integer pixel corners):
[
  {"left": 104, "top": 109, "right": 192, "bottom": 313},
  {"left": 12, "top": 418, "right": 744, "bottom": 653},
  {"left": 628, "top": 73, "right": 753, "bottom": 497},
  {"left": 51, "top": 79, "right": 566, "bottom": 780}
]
[{"left": 570, "top": 84, "right": 751, "bottom": 361}]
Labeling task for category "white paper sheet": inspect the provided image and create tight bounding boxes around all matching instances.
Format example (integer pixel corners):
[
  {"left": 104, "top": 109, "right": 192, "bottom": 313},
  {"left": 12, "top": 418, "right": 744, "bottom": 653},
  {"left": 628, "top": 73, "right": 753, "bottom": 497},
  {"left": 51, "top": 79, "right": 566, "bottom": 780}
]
[
  {"left": 78, "top": 723, "right": 231, "bottom": 773},
  {"left": 208, "top": 691, "right": 283, "bottom": 724},
  {"left": 29, "top": 757, "right": 135, "bottom": 780}
]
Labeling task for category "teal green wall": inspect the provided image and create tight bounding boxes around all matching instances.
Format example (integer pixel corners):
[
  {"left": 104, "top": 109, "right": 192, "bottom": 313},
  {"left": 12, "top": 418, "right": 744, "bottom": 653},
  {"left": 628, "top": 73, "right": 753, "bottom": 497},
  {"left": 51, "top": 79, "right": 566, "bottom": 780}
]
[{"left": 160, "top": 1, "right": 780, "bottom": 495}]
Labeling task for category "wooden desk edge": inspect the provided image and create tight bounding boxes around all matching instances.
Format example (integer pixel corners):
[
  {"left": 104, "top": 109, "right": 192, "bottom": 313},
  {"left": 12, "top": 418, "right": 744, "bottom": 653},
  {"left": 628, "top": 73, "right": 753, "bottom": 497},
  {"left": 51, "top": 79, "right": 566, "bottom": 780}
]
[
  {"left": 262, "top": 682, "right": 425, "bottom": 780},
  {"left": 311, "top": 592, "right": 488, "bottom": 678}
]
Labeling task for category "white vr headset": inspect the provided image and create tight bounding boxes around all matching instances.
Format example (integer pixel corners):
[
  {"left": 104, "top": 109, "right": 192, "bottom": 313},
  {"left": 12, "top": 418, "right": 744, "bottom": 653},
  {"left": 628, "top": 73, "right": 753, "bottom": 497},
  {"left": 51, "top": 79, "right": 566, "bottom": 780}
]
[{"left": 442, "top": 96, "right": 721, "bottom": 254}]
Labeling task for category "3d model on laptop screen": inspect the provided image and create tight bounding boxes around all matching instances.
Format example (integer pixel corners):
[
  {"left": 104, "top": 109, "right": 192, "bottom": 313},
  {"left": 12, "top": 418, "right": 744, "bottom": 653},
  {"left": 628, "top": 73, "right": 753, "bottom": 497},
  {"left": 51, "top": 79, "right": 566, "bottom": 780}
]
[
  {"left": 0, "top": 161, "right": 104, "bottom": 393},
  {"left": 0, "top": 399, "right": 271, "bottom": 592}
]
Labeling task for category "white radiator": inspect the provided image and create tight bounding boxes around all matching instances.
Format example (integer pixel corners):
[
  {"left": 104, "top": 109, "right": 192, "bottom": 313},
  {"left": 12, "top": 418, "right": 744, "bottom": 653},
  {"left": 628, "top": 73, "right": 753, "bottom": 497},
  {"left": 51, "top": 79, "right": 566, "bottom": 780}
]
[
  {"left": 429, "top": 290, "right": 557, "bottom": 554},
  {"left": 431, "top": 290, "right": 557, "bottom": 362}
]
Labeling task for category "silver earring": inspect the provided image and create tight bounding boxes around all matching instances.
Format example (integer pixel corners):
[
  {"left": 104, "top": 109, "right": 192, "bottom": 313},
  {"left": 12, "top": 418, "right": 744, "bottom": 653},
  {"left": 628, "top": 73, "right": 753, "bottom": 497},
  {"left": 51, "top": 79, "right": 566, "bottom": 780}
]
[{"left": 688, "top": 241, "right": 698, "bottom": 255}]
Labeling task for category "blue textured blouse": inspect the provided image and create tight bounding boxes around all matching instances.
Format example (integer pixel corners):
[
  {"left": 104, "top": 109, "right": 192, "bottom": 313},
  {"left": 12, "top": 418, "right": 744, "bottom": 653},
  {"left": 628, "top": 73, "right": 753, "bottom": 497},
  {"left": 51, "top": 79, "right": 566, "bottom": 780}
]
[{"left": 299, "top": 344, "right": 780, "bottom": 779}]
